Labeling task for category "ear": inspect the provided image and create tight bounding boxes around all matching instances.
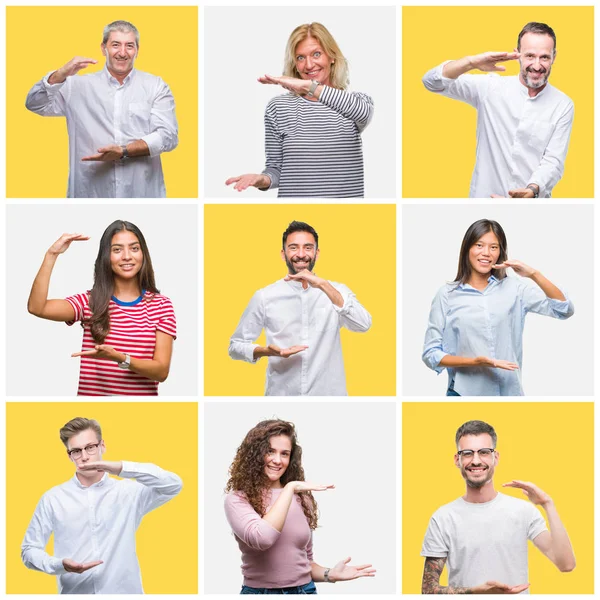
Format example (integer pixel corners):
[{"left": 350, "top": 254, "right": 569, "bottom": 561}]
[
  {"left": 494, "top": 450, "right": 500, "bottom": 465},
  {"left": 315, "top": 248, "right": 320, "bottom": 261},
  {"left": 101, "top": 43, "right": 106, "bottom": 57},
  {"left": 281, "top": 248, "right": 286, "bottom": 262},
  {"left": 454, "top": 453, "right": 460, "bottom": 468},
  {"left": 67, "top": 449, "right": 74, "bottom": 462},
  {"left": 514, "top": 47, "right": 519, "bottom": 54},
  {"left": 100, "top": 439, "right": 106, "bottom": 455}
]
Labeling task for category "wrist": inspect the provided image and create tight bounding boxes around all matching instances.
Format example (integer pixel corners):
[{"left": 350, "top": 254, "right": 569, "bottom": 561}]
[
  {"left": 49, "top": 70, "right": 66, "bottom": 85},
  {"left": 324, "top": 567, "right": 337, "bottom": 583}
]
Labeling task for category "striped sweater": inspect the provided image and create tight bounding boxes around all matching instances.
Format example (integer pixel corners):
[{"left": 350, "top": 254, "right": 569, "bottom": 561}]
[
  {"left": 65, "top": 291, "right": 177, "bottom": 396},
  {"left": 262, "top": 86, "right": 373, "bottom": 198}
]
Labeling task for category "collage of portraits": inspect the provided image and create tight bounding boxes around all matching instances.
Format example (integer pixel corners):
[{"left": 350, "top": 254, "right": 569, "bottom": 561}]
[{"left": 1, "top": 3, "right": 596, "bottom": 597}]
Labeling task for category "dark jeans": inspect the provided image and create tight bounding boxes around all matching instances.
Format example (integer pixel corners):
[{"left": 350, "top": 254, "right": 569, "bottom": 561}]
[
  {"left": 241, "top": 581, "right": 317, "bottom": 594},
  {"left": 446, "top": 388, "right": 461, "bottom": 396}
]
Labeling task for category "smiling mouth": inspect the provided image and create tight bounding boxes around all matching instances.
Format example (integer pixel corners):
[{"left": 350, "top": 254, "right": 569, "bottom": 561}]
[{"left": 467, "top": 466, "right": 488, "bottom": 474}]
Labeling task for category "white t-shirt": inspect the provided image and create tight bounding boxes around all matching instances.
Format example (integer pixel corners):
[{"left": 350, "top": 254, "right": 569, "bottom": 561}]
[{"left": 421, "top": 492, "right": 547, "bottom": 594}]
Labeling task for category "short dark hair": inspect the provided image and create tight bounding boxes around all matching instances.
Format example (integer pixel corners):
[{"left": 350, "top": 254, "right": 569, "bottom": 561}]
[
  {"left": 455, "top": 420, "right": 497, "bottom": 449},
  {"left": 517, "top": 22, "right": 556, "bottom": 53},
  {"left": 282, "top": 221, "right": 319, "bottom": 249}
]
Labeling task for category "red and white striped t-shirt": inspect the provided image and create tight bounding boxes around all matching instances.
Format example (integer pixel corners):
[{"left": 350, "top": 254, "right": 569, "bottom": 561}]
[{"left": 65, "top": 291, "right": 177, "bottom": 396}]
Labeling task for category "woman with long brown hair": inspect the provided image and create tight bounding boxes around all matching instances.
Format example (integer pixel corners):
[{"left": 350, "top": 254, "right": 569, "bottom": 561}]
[
  {"left": 225, "top": 419, "right": 375, "bottom": 594},
  {"left": 225, "top": 22, "right": 373, "bottom": 198},
  {"left": 422, "top": 218, "right": 573, "bottom": 396},
  {"left": 28, "top": 220, "right": 176, "bottom": 395}
]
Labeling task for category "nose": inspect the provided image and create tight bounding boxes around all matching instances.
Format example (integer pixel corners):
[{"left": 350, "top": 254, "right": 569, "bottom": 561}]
[
  {"left": 296, "top": 247, "right": 307, "bottom": 258},
  {"left": 305, "top": 55, "right": 314, "bottom": 70},
  {"left": 272, "top": 454, "right": 281, "bottom": 465},
  {"left": 122, "top": 247, "right": 132, "bottom": 260}
]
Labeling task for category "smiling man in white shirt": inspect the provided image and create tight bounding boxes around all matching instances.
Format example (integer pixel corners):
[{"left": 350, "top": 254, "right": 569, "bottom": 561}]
[
  {"left": 229, "top": 220, "right": 372, "bottom": 396},
  {"left": 21, "top": 417, "right": 182, "bottom": 594},
  {"left": 422, "top": 22, "right": 573, "bottom": 199},
  {"left": 25, "top": 20, "right": 178, "bottom": 198}
]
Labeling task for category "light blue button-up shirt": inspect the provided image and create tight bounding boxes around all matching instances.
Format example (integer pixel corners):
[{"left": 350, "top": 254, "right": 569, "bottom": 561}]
[{"left": 422, "top": 275, "right": 574, "bottom": 396}]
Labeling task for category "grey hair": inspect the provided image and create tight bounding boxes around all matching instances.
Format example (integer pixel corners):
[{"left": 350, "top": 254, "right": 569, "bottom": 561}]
[{"left": 102, "top": 20, "right": 140, "bottom": 47}]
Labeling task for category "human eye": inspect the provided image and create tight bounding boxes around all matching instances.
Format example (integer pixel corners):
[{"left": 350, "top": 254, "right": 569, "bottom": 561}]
[
  {"left": 461, "top": 450, "right": 474, "bottom": 458},
  {"left": 296, "top": 55, "right": 304, "bottom": 62},
  {"left": 132, "top": 245, "right": 140, "bottom": 252},
  {"left": 476, "top": 243, "right": 483, "bottom": 248},
  {"left": 479, "top": 449, "right": 492, "bottom": 457},
  {"left": 313, "top": 51, "right": 321, "bottom": 58}
]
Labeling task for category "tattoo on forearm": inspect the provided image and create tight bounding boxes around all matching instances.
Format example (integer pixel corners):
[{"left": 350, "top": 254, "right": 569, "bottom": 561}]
[{"left": 421, "top": 557, "right": 472, "bottom": 594}]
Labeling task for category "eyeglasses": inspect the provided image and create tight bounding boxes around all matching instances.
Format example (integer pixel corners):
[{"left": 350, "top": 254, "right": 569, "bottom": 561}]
[
  {"left": 67, "top": 442, "right": 102, "bottom": 459},
  {"left": 457, "top": 448, "right": 495, "bottom": 460}
]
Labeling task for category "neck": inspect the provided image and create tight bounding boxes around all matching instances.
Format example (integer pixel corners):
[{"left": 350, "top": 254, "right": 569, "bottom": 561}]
[
  {"left": 76, "top": 470, "right": 103, "bottom": 487},
  {"left": 464, "top": 481, "right": 497, "bottom": 503},
  {"left": 113, "top": 279, "right": 142, "bottom": 300},
  {"left": 467, "top": 271, "right": 490, "bottom": 290},
  {"left": 519, "top": 73, "right": 547, "bottom": 98},
  {"left": 107, "top": 66, "right": 132, "bottom": 85}
]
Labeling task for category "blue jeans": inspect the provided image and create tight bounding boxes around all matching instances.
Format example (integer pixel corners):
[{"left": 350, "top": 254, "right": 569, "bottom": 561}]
[
  {"left": 241, "top": 581, "right": 317, "bottom": 594},
  {"left": 446, "top": 388, "right": 461, "bottom": 396}
]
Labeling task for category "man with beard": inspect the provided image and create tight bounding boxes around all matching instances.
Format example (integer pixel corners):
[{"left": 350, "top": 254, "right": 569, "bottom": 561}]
[
  {"left": 228, "top": 220, "right": 371, "bottom": 396},
  {"left": 420, "top": 420, "right": 576, "bottom": 594},
  {"left": 422, "top": 22, "right": 573, "bottom": 198}
]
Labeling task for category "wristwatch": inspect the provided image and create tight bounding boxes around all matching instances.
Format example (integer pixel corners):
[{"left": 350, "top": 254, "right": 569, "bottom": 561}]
[
  {"left": 306, "top": 80, "right": 320, "bottom": 98},
  {"left": 526, "top": 184, "right": 539, "bottom": 198},
  {"left": 324, "top": 568, "right": 334, "bottom": 583},
  {"left": 118, "top": 353, "right": 131, "bottom": 369},
  {"left": 120, "top": 145, "right": 129, "bottom": 160}
]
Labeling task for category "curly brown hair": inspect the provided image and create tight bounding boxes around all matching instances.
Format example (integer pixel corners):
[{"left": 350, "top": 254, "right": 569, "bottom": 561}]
[{"left": 225, "top": 419, "right": 319, "bottom": 530}]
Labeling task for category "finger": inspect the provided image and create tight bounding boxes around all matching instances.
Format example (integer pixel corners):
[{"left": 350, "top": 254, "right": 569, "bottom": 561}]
[
  {"left": 493, "top": 65, "right": 507, "bottom": 72},
  {"left": 71, "top": 350, "right": 96, "bottom": 357},
  {"left": 490, "top": 194, "right": 505, "bottom": 198},
  {"left": 352, "top": 564, "right": 373, "bottom": 570},
  {"left": 81, "top": 560, "right": 103, "bottom": 572},
  {"left": 225, "top": 176, "right": 240, "bottom": 185},
  {"left": 81, "top": 154, "right": 103, "bottom": 161}
]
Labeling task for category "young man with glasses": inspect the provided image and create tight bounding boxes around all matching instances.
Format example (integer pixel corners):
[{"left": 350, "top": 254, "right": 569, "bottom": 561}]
[
  {"left": 420, "top": 420, "right": 575, "bottom": 593},
  {"left": 21, "top": 417, "right": 182, "bottom": 593}
]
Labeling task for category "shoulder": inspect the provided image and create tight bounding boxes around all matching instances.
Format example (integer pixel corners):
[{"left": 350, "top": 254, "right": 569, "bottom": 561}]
[
  {"left": 433, "top": 283, "right": 454, "bottom": 303},
  {"left": 133, "top": 69, "right": 166, "bottom": 85},
  {"left": 430, "top": 497, "right": 463, "bottom": 520},
  {"left": 496, "top": 492, "right": 538, "bottom": 514},
  {"left": 266, "top": 93, "right": 297, "bottom": 110},
  {"left": 224, "top": 490, "right": 250, "bottom": 508},
  {"left": 546, "top": 83, "right": 574, "bottom": 108},
  {"left": 145, "top": 292, "right": 174, "bottom": 308},
  {"left": 261, "top": 279, "right": 286, "bottom": 294}
]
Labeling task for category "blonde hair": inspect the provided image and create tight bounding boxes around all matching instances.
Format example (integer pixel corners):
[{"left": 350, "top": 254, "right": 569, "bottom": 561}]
[
  {"left": 59, "top": 417, "right": 102, "bottom": 448},
  {"left": 283, "top": 23, "right": 349, "bottom": 90}
]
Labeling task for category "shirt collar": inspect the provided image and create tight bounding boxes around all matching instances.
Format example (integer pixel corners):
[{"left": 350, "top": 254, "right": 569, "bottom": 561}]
[
  {"left": 71, "top": 471, "right": 109, "bottom": 489},
  {"left": 283, "top": 274, "right": 318, "bottom": 291},
  {"left": 457, "top": 274, "right": 498, "bottom": 290},
  {"left": 104, "top": 65, "right": 136, "bottom": 87},
  {"left": 517, "top": 74, "right": 550, "bottom": 100}
]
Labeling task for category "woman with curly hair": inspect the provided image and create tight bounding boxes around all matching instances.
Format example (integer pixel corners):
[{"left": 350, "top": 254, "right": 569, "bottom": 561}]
[
  {"left": 224, "top": 419, "right": 375, "bottom": 594},
  {"left": 27, "top": 220, "right": 176, "bottom": 395}
]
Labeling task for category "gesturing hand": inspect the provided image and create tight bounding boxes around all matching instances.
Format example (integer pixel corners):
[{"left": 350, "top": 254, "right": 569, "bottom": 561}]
[
  {"left": 265, "top": 344, "right": 309, "bottom": 358},
  {"left": 493, "top": 259, "right": 536, "bottom": 277},
  {"left": 82, "top": 145, "right": 124, "bottom": 162},
  {"left": 47, "top": 233, "right": 90, "bottom": 256},
  {"left": 290, "top": 481, "right": 335, "bottom": 493},
  {"left": 469, "top": 51, "right": 520, "bottom": 72},
  {"left": 329, "top": 557, "right": 376, "bottom": 582},
  {"left": 51, "top": 57, "right": 98, "bottom": 84},
  {"left": 284, "top": 270, "right": 324, "bottom": 288},
  {"left": 503, "top": 480, "right": 552, "bottom": 507},
  {"left": 258, "top": 74, "right": 311, "bottom": 95},
  {"left": 477, "top": 356, "right": 519, "bottom": 371},
  {"left": 72, "top": 345, "right": 124, "bottom": 362},
  {"left": 77, "top": 461, "right": 123, "bottom": 476},
  {"left": 225, "top": 174, "right": 271, "bottom": 192},
  {"left": 508, "top": 187, "right": 536, "bottom": 198},
  {"left": 62, "top": 558, "right": 103, "bottom": 574},
  {"left": 471, "top": 580, "right": 530, "bottom": 594}
]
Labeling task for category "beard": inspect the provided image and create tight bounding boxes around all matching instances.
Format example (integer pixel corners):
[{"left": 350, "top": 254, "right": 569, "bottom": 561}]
[
  {"left": 285, "top": 255, "right": 316, "bottom": 274},
  {"left": 521, "top": 64, "right": 551, "bottom": 89},
  {"left": 461, "top": 464, "right": 493, "bottom": 489}
]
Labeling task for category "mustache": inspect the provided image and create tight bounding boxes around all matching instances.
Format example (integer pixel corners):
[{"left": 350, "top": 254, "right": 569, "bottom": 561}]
[{"left": 526, "top": 66, "right": 547, "bottom": 74}]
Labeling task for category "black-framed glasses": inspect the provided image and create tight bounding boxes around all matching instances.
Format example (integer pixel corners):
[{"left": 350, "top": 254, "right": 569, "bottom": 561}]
[
  {"left": 67, "top": 442, "right": 102, "bottom": 459},
  {"left": 457, "top": 448, "right": 495, "bottom": 460}
]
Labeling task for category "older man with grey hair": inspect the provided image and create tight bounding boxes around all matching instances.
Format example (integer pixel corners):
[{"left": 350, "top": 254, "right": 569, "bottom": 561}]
[{"left": 26, "top": 20, "right": 178, "bottom": 198}]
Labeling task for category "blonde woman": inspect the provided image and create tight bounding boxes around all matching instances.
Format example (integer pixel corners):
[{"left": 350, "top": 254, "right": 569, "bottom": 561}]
[{"left": 226, "top": 23, "right": 373, "bottom": 198}]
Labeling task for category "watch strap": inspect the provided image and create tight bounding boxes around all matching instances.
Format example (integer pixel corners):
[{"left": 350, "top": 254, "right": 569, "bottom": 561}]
[
  {"left": 120, "top": 145, "right": 129, "bottom": 160},
  {"left": 307, "top": 80, "right": 320, "bottom": 98}
]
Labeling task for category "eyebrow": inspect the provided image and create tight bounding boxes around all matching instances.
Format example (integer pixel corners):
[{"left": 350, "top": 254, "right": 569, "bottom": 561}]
[
  {"left": 68, "top": 442, "right": 99, "bottom": 451},
  {"left": 111, "top": 242, "right": 140, "bottom": 248}
]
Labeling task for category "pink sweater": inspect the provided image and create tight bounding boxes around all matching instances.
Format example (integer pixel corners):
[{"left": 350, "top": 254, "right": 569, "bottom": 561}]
[{"left": 224, "top": 488, "right": 314, "bottom": 588}]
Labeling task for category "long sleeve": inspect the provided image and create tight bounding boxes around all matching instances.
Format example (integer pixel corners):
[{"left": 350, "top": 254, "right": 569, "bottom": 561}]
[
  {"left": 119, "top": 461, "right": 183, "bottom": 516},
  {"left": 528, "top": 102, "right": 574, "bottom": 196},
  {"left": 224, "top": 493, "right": 281, "bottom": 551},
  {"left": 333, "top": 285, "right": 372, "bottom": 332},
  {"left": 25, "top": 72, "right": 68, "bottom": 117},
  {"left": 318, "top": 87, "right": 374, "bottom": 133},
  {"left": 422, "top": 286, "right": 449, "bottom": 373},
  {"left": 229, "top": 291, "right": 265, "bottom": 362},
  {"left": 422, "top": 62, "right": 490, "bottom": 109},
  {"left": 140, "top": 78, "right": 179, "bottom": 157},
  {"left": 21, "top": 495, "right": 67, "bottom": 575},
  {"left": 262, "top": 101, "right": 282, "bottom": 190},
  {"left": 518, "top": 279, "right": 575, "bottom": 319}
]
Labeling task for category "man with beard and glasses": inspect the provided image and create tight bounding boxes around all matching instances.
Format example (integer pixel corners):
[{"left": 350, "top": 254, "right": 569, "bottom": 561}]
[
  {"left": 228, "top": 220, "right": 371, "bottom": 396},
  {"left": 25, "top": 20, "right": 178, "bottom": 198},
  {"left": 420, "top": 420, "right": 576, "bottom": 594},
  {"left": 422, "top": 22, "right": 573, "bottom": 199}
]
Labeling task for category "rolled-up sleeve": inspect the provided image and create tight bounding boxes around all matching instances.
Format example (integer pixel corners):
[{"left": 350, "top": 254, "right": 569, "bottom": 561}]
[
  {"left": 519, "top": 280, "right": 574, "bottom": 319},
  {"left": 422, "top": 287, "right": 449, "bottom": 373},
  {"left": 332, "top": 284, "right": 372, "bottom": 332},
  {"left": 229, "top": 291, "right": 264, "bottom": 362},
  {"left": 224, "top": 493, "right": 281, "bottom": 551},
  {"left": 262, "top": 100, "right": 282, "bottom": 190},
  {"left": 422, "top": 61, "right": 489, "bottom": 109},
  {"left": 142, "top": 78, "right": 178, "bottom": 157}
]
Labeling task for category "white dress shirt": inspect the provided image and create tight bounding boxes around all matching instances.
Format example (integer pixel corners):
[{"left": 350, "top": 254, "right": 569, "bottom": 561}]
[
  {"left": 229, "top": 278, "right": 372, "bottom": 396},
  {"left": 25, "top": 67, "right": 178, "bottom": 198},
  {"left": 422, "top": 275, "right": 574, "bottom": 396},
  {"left": 21, "top": 462, "right": 182, "bottom": 594},
  {"left": 422, "top": 62, "right": 574, "bottom": 198}
]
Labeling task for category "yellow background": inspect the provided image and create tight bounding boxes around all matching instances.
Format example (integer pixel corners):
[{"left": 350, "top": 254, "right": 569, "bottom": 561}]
[
  {"left": 6, "top": 402, "right": 198, "bottom": 594},
  {"left": 6, "top": 6, "right": 198, "bottom": 198},
  {"left": 204, "top": 204, "right": 396, "bottom": 396},
  {"left": 402, "top": 402, "right": 593, "bottom": 594},
  {"left": 403, "top": 6, "right": 594, "bottom": 198}
]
